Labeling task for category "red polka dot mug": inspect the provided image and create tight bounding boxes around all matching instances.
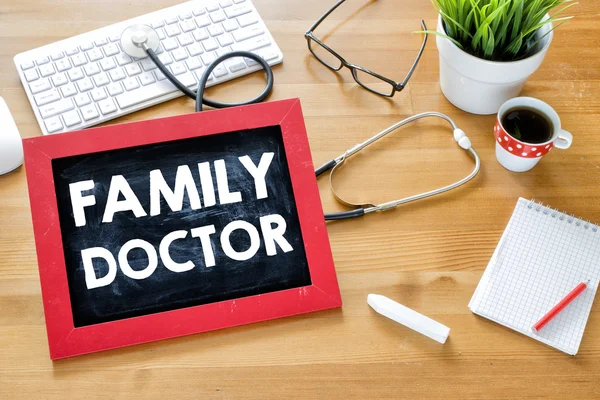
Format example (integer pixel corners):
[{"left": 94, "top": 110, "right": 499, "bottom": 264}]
[{"left": 494, "top": 97, "right": 572, "bottom": 172}]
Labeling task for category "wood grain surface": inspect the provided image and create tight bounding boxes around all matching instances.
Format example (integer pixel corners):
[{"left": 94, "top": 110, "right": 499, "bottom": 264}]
[{"left": 1, "top": 0, "right": 600, "bottom": 398}]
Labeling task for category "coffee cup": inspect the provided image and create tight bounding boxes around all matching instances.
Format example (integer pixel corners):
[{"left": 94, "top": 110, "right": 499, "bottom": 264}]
[{"left": 494, "top": 97, "right": 573, "bottom": 172}]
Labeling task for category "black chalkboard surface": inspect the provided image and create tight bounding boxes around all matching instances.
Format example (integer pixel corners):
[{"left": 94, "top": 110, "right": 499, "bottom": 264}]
[{"left": 52, "top": 125, "right": 311, "bottom": 327}]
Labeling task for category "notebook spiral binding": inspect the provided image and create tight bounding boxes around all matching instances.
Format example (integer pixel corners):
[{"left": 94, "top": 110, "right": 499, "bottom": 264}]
[{"left": 527, "top": 198, "right": 599, "bottom": 233}]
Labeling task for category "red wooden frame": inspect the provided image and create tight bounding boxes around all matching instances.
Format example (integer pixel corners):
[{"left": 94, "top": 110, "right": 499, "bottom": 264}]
[{"left": 23, "top": 98, "right": 341, "bottom": 360}]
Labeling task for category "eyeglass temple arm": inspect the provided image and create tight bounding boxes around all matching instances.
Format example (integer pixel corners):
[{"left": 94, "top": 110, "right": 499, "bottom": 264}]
[
  {"left": 398, "top": 20, "right": 428, "bottom": 88},
  {"left": 306, "top": 0, "right": 347, "bottom": 34}
]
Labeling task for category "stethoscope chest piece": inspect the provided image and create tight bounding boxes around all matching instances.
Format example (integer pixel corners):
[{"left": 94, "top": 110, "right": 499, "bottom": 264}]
[{"left": 120, "top": 24, "right": 160, "bottom": 58}]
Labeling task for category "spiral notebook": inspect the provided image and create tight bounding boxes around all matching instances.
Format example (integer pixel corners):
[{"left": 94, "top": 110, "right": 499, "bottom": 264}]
[{"left": 469, "top": 198, "right": 600, "bottom": 355}]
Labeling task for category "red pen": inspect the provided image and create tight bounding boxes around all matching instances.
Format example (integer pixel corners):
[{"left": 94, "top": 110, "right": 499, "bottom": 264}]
[{"left": 532, "top": 280, "right": 590, "bottom": 333}]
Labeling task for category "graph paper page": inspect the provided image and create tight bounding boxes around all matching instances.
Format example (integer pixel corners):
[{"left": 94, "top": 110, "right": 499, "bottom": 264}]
[{"left": 470, "top": 198, "right": 600, "bottom": 355}]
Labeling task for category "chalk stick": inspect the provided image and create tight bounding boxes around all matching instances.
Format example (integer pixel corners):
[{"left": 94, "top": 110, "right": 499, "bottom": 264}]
[{"left": 367, "top": 293, "right": 450, "bottom": 344}]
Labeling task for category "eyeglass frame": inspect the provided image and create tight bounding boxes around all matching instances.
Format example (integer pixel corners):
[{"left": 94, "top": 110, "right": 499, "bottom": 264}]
[{"left": 304, "top": 0, "right": 428, "bottom": 97}]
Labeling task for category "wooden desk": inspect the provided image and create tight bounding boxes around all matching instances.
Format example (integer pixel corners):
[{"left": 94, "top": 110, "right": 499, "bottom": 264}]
[{"left": 1, "top": 0, "right": 599, "bottom": 398}]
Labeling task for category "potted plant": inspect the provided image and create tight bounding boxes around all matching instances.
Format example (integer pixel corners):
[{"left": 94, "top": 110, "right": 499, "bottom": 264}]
[{"left": 423, "top": 0, "right": 575, "bottom": 115}]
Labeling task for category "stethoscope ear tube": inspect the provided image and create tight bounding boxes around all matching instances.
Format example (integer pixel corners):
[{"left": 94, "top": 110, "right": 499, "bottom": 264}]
[
  {"left": 145, "top": 47, "right": 274, "bottom": 112},
  {"left": 316, "top": 112, "right": 481, "bottom": 222}
]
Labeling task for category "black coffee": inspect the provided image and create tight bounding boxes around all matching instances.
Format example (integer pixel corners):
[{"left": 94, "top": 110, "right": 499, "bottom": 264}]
[{"left": 501, "top": 108, "right": 553, "bottom": 144}]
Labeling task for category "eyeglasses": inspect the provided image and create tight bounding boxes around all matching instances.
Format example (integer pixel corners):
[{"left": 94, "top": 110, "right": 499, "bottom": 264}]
[{"left": 304, "top": 0, "right": 428, "bottom": 97}]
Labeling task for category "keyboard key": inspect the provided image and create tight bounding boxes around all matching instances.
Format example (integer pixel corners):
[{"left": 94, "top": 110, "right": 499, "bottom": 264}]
[
  {"left": 94, "top": 37, "right": 108, "bottom": 46},
  {"left": 84, "top": 62, "right": 101, "bottom": 76},
  {"left": 123, "top": 77, "right": 140, "bottom": 91},
  {"left": 152, "top": 20, "right": 165, "bottom": 29},
  {"left": 80, "top": 104, "right": 100, "bottom": 121},
  {"left": 170, "top": 62, "right": 187, "bottom": 76},
  {"left": 65, "top": 47, "right": 79, "bottom": 56},
  {"left": 116, "top": 53, "right": 133, "bottom": 66},
  {"left": 193, "top": 29, "right": 209, "bottom": 42},
  {"left": 107, "top": 82, "right": 124, "bottom": 96},
  {"left": 233, "top": 0, "right": 246, "bottom": 3},
  {"left": 194, "top": 68, "right": 211, "bottom": 82},
  {"left": 178, "top": 33, "right": 194, "bottom": 47},
  {"left": 180, "top": 20, "right": 196, "bottom": 33},
  {"left": 93, "top": 72, "right": 110, "bottom": 86},
  {"left": 220, "top": 0, "right": 233, "bottom": 7},
  {"left": 29, "top": 78, "right": 52, "bottom": 94},
  {"left": 257, "top": 49, "right": 279, "bottom": 61},
  {"left": 165, "top": 16, "right": 179, "bottom": 25},
  {"left": 116, "top": 79, "right": 179, "bottom": 109},
  {"left": 213, "top": 64, "right": 228, "bottom": 78},
  {"left": 109, "top": 34, "right": 121, "bottom": 42},
  {"left": 36, "top": 56, "right": 50, "bottom": 65},
  {"left": 44, "top": 116, "right": 63, "bottom": 133},
  {"left": 187, "top": 42, "right": 204, "bottom": 56},
  {"left": 163, "top": 38, "right": 179, "bottom": 51},
  {"left": 208, "top": 24, "right": 224, "bottom": 37},
  {"left": 202, "top": 38, "right": 219, "bottom": 51},
  {"left": 195, "top": 15, "right": 211, "bottom": 28},
  {"left": 172, "top": 48, "right": 188, "bottom": 61},
  {"left": 233, "top": 26, "right": 264, "bottom": 42},
  {"left": 165, "top": 24, "right": 181, "bottom": 37},
  {"left": 74, "top": 93, "right": 91, "bottom": 107},
  {"left": 39, "top": 63, "right": 56, "bottom": 77},
  {"left": 60, "top": 83, "right": 77, "bottom": 97},
  {"left": 139, "top": 72, "right": 156, "bottom": 86},
  {"left": 20, "top": 61, "right": 35, "bottom": 70},
  {"left": 100, "top": 57, "right": 117, "bottom": 71},
  {"left": 223, "top": 19, "right": 238, "bottom": 32},
  {"left": 218, "top": 34, "right": 234, "bottom": 47},
  {"left": 77, "top": 79, "right": 94, "bottom": 94},
  {"left": 103, "top": 43, "right": 120, "bottom": 57},
  {"left": 87, "top": 48, "right": 104, "bottom": 62},
  {"left": 140, "top": 58, "right": 157, "bottom": 71},
  {"left": 237, "top": 14, "right": 258, "bottom": 27},
  {"left": 179, "top": 12, "right": 192, "bottom": 20},
  {"left": 125, "top": 63, "right": 142, "bottom": 76},
  {"left": 98, "top": 98, "right": 117, "bottom": 115},
  {"left": 62, "top": 110, "right": 82, "bottom": 127},
  {"left": 91, "top": 87, "right": 107, "bottom": 101},
  {"left": 210, "top": 10, "right": 226, "bottom": 23},
  {"left": 154, "top": 70, "right": 167, "bottom": 81},
  {"left": 55, "top": 58, "right": 72, "bottom": 72},
  {"left": 52, "top": 73, "right": 69, "bottom": 87},
  {"left": 24, "top": 69, "right": 39, "bottom": 82},
  {"left": 39, "top": 98, "right": 74, "bottom": 118},
  {"left": 109, "top": 68, "right": 127, "bottom": 81},
  {"left": 80, "top": 43, "right": 94, "bottom": 51},
  {"left": 201, "top": 52, "right": 216, "bottom": 65},
  {"left": 71, "top": 53, "right": 88, "bottom": 67},
  {"left": 185, "top": 56, "right": 203, "bottom": 70},
  {"left": 224, "top": 4, "right": 251, "bottom": 18},
  {"left": 192, "top": 8, "right": 206, "bottom": 16},
  {"left": 158, "top": 52, "right": 173, "bottom": 65},
  {"left": 232, "top": 35, "right": 270, "bottom": 52},
  {"left": 51, "top": 51, "right": 65, "bottom": 61},
  {"left": 228, "top": 60, "right": 246, "bottom": 72},
  {"left": 206, "top": 4, "right": 219, "bottom": 12},
  {"left": 216, "top": 47, "right": 231, "bottom": 58},
  {"left": 68, "top": 67, "right": 85, "bottom": 81},
  {"left": 34, "top": 88, "right": 61, "bottom": 106}
]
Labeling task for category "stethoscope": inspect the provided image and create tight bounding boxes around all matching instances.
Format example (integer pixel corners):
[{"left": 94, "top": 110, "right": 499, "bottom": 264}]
[
  {"left": 316, "top": 112, "right": 481, "bottom": 221},
  {"left": 119, "top": 27, "right": 480, "bottom": 222},
  {"left": 120, "top": 24, "right": 274, "bottom": 111}
]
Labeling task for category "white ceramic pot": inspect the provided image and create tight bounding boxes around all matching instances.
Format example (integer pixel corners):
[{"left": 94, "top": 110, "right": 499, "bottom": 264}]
[{"left": 436, "top": 14, "right": 553, "bottom": 115}]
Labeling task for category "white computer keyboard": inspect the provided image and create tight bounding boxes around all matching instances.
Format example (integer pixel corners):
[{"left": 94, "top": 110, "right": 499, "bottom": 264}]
[{"left": 14, "top": 0, "right": 283, "bottom": 135}]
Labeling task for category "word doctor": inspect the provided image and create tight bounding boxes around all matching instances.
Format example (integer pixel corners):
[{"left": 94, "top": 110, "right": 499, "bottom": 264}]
[{"left": 68, "top": 152, "right": 294, "bottom": 289}]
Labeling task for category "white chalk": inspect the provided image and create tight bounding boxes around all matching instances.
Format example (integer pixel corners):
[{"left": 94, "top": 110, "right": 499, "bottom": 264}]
[{"left": 367, "top": 294, "right": 450, "bottom": 344}]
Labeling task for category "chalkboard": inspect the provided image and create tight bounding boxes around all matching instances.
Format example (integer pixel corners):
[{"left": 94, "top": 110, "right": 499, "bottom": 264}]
[
  {"left": 24, "top": 98, "right": 340, "bottom": 359},
  {"left": 52, "top": 125, "right": 311, "bottom": 327}
]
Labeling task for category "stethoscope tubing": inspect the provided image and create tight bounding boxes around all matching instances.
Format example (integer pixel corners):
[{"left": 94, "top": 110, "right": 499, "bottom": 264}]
[{"left": 316, "top": 112, "right": 481, "bottom": 221}]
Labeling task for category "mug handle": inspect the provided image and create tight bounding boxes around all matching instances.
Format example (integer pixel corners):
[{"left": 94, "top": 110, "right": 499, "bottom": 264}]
[{"left": 554, "top": 130, "right": 573, "bottom": 150}]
